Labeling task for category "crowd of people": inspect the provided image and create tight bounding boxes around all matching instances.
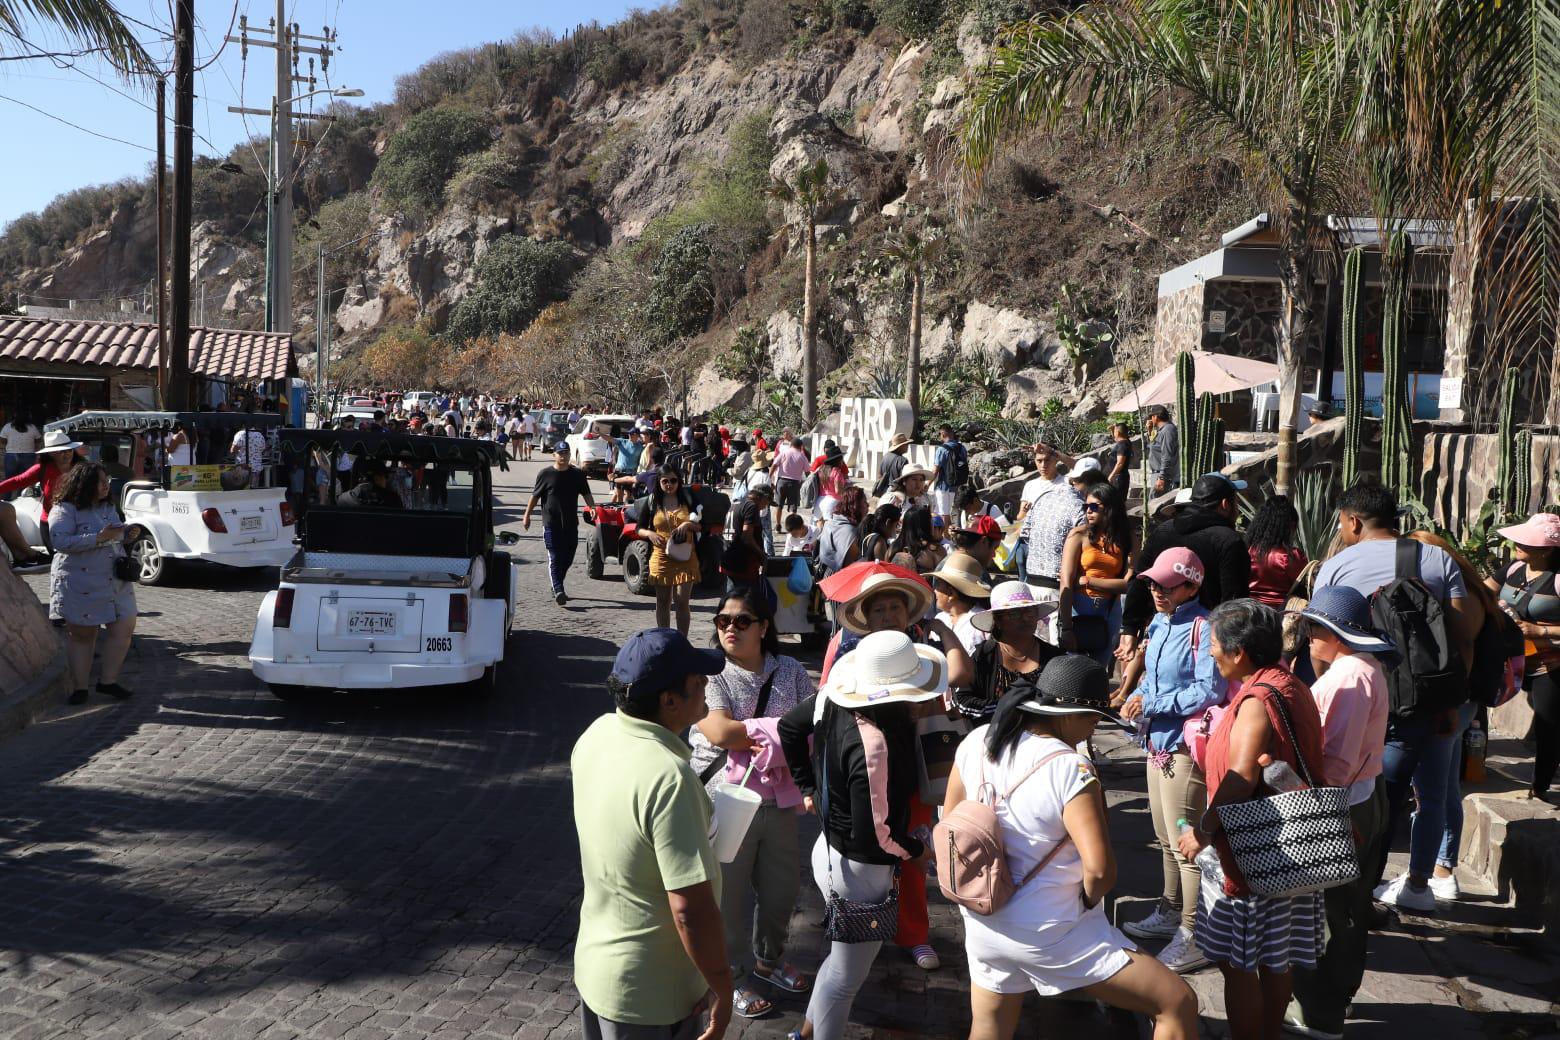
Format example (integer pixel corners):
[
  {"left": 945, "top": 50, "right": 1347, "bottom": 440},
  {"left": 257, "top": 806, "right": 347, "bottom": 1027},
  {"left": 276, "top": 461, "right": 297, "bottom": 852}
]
[{"left": 558, "top": 403, "right": 1556, "bottom": 1040}]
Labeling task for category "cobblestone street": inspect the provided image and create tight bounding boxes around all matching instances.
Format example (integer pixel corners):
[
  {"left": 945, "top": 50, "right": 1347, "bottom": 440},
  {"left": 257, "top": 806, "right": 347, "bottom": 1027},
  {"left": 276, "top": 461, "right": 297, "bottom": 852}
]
[{"left": 0, "top": 460, "right": 1555, "bottom": 1040}]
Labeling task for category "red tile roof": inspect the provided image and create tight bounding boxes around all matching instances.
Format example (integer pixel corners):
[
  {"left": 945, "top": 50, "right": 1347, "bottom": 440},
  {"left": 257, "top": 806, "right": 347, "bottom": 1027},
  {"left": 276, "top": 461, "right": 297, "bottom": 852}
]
[{"left": 0, "top": 315, "right": 293, "bottom": 382}]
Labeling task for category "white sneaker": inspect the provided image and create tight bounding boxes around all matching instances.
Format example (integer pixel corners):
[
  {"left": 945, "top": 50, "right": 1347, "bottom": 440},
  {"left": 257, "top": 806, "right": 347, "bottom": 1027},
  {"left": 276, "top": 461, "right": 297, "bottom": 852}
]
[
  {"left": 1123, "top": 903, "right": 1181, "bottom": 939},
  {"left": 1372, "top": 874, "right": 1437, "bottom": 913},
  {"left": 1156, "top": 927, "right": 1210, "bottom": 974},
  {"left": 1428, "top": 873, "right": 1460, "bottom": 901}
]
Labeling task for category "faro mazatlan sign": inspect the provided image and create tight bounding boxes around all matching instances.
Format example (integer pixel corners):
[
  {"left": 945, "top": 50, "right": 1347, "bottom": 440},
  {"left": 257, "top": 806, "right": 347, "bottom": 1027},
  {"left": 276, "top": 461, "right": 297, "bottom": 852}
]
[{"left": 838, "top": 398, "right": 938, "bottom": 489}]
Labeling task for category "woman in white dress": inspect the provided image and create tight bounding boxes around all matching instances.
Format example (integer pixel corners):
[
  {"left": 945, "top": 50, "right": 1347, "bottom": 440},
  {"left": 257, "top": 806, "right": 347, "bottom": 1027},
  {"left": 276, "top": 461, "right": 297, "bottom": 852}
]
[{"left": 943, "top": 655, "right": 1199, "bottom": 1040}]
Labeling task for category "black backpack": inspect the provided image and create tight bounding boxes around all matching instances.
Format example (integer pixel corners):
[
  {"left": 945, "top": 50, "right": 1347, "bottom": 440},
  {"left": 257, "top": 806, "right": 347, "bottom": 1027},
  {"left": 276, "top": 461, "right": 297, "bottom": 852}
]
[
  {"left": 1368, "top": 539, "right": 1468, "bottom": 719},
  {"left": 940, "top": 441, "right": 969, "bottom": 488}
]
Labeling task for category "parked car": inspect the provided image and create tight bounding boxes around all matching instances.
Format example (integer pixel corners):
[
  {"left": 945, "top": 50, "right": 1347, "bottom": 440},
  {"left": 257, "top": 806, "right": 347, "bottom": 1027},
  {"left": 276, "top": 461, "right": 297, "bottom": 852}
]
[
  {"left": 533, "top": 409, "right": 572, "bottom": 446},
  {"left": 11, "top": 411, "right": 296, "bottom": 585},
  {"left": 566, "top": 414, "right": 637, "bottom": 475},
  {"left": 403, "top": 391, "right": 437, "bottom": 414},
  {"left": 249, "top": 429, "right": 517, "bottom": 700}
]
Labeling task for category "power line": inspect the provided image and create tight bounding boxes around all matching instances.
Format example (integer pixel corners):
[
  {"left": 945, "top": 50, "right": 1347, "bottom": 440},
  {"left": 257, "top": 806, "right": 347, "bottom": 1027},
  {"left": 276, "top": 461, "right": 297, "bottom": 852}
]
[{"left": 0, "top": 91, "right": 155, "bottom": 152}]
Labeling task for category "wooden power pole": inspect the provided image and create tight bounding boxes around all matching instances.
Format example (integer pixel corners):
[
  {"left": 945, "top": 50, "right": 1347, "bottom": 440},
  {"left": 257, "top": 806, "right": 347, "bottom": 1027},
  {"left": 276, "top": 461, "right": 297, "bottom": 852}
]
[{"left": 168, "top": 0, "right": 194, "bottom": 410}]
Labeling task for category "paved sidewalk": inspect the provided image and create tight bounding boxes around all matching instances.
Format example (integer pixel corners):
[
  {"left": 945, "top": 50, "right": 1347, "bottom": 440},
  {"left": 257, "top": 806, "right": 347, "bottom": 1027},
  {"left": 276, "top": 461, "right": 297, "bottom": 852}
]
[{"left": 0, "top": 457, "right": 1552, "bottom": 1039}]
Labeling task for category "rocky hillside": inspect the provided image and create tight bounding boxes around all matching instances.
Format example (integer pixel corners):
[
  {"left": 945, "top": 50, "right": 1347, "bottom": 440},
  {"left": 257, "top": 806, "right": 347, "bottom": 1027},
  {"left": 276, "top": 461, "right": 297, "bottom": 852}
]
[{"left": 0, "top": 0, "right": 1257, "bottom": 426}]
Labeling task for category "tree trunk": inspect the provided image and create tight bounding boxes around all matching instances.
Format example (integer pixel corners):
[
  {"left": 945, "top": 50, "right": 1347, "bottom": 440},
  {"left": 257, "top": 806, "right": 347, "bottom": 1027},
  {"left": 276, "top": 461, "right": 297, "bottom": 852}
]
[
  {"left": 1274, "top": 221, "right": 1317, "bottom": 496},
  {"left": 1439, "top": 200, "right": 1479, "bottom": 423},
  {"left": 802, "top": 219, "right": 818, "bottom": 427},
  {"left": 906, "top": 269, "right": 922, "bottom": 422}
]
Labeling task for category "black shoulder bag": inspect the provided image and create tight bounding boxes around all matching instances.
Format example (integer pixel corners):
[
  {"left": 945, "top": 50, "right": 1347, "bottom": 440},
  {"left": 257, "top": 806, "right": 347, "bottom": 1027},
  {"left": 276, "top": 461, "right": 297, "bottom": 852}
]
[
  {"left": 697, "top": 671, "right": 777, "bottom": 784},
  {"left": 819, "top": 721, "right": 902, "bottom": 943}
]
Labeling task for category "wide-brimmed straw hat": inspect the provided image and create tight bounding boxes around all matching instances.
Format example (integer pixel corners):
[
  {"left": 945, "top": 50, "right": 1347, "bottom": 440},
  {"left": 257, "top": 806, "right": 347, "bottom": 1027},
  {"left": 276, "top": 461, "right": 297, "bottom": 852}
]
[
  {"left": 751, "top": 448, "right": 774, "bottom": 470},
  {"left": 1295, "top": 585, "right": 1396, "bottom": 655},
  {"left": 929, "top": 551, "right": 992, "bottom": 599},
  {"left": 894, "top": 465, "right": 935, "bottom": 488},
  {"left": 37, "top": 429, "right": 84, "bottom": 454},
  {"left": 1013, "top": 655, "right": 1124, "bottom": 727},
  {"left": 970, "top": 580, "right": 1058, "bottom": 632},
  {"left": 887, "top": 433, "right": 912, "bottom": 451},
  {"left": 824, "top": 630, "right": 948, "bottom": 708},
  {"left": 1497, "top": 512, "right": 1560, "bottom": 548},
  {"left": 840, "top": 571, "right": 936, "bottom": 634}
]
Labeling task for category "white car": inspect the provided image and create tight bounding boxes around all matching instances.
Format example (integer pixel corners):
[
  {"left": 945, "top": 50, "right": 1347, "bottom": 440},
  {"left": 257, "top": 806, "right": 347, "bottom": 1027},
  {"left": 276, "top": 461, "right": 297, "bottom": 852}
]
[
  {"left": 249, "top": 429, "right": 517, "bottom": 699},
  {"left": 566, "top": 415, "right": 637, "bottom": 475},
  {"left": 19, "top": 412, "right": 297, "bottom": 584},
  {"left": 402, "top": 391, "right": 437, "bottom": 414}
]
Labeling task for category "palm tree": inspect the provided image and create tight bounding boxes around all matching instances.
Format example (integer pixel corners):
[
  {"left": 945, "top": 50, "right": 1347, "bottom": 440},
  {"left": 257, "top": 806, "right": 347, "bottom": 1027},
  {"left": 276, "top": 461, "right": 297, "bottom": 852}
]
[
  {"left": 961, "top": 0, "right": 1356, "bottom": 492},
  {"left": 881, "top": 216, "right": 946, "bottom": 422},
  {"left": 0, "top": 0, "right": 153, "bottom": 72},
  {"left": 769, "top": 158, "right": 842, "bottom": 427}
]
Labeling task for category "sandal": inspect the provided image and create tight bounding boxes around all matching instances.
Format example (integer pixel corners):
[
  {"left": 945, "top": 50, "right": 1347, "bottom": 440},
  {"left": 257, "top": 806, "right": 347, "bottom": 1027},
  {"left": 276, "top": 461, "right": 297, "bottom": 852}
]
[
  {"left": 754, "top": 961, "right": 811, "bottom": 993},
  {"left": 732, "top": 988, "right": 773, "bottom": 1019}
]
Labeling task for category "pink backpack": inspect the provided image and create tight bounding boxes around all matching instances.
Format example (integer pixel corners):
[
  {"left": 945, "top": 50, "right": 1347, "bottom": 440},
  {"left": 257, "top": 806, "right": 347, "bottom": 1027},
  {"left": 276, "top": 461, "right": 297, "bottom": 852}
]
[{"left": 934, "top": 749, "right": 1092, "bottom": 916}]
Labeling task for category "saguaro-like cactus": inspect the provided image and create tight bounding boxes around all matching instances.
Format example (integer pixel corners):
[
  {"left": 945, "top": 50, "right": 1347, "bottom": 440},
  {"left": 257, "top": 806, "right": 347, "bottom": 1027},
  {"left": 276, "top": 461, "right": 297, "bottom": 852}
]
[
  {"left": 1515, "top": 429, "right": 1534, "bottom": 515},
  {"left": 1194, "top": 392, "right": 1221, "bottom": 477},
  {"left": 1379, "top": 232, "right": 1415, "bottom": 499},
  {"left": 1176, "top": 351, "right": 1195, "bottom": 484},
  {"left": 1497, "top": 367, "right": 1520, "bottom": 510},
  {"left": 1341, "top": 247, "right": 1365, "bottom": 487}
]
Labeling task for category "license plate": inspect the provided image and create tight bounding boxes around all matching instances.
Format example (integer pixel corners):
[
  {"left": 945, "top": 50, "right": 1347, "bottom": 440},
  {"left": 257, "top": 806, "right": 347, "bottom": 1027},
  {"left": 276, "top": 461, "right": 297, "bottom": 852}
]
[
  {"left": 347, "top": 610, "right": 397, "bottom": 636},
  {"left": 240, "top": 515, "right": 263, "bottom": 532}
]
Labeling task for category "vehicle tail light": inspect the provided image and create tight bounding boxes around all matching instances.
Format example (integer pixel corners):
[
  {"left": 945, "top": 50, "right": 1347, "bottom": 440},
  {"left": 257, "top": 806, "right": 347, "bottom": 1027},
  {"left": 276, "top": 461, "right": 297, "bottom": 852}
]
[
  {"left": 279, "top": 501, "right": 295, "bottom": 527},
  {"left": 273, "top": 588, "right": 294, "bottom": 629},
  {"left": 584, "top": 432, "right": 598, "bottom": 440},
  {"left": 448, "top": 593, "right": 468, "bottom": 633},
  {"left": 201, "top": 508, "right": 228, "bottom": 533}
]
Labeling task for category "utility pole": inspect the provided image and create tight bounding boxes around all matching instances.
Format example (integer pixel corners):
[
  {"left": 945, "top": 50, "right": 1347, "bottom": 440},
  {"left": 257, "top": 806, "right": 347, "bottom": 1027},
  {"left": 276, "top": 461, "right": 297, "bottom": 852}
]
[
  {"left": 227, "top": 12, "right": 338, "bottom": 335},
  {"left": 156, "top": 76, "right": 169, "bottom": 406},
  {"left": 169, "top": 0, "right": 194, "bottom": 411}
]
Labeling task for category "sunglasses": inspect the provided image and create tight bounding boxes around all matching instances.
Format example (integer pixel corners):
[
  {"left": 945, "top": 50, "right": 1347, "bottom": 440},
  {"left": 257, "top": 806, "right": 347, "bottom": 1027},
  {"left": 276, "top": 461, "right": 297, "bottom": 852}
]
[
  {"left": 713, "top": 613, "right": 758, "bottom": 632},
  {"left": 1084, "top": 503, "right": 1103, "bottom": 513},
  {"left": 1145, "top": 579, "right": 1172, "bottom": 594}
]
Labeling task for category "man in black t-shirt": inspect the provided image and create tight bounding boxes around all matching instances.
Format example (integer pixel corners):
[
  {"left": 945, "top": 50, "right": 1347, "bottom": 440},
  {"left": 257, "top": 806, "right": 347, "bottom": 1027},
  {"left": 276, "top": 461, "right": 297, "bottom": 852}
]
[
  {"left": 1108, "top": 422, "right": 1134, "bottom": 502},
  {"left": 524, "top": 442, "right": 595, "bottom": 604}
]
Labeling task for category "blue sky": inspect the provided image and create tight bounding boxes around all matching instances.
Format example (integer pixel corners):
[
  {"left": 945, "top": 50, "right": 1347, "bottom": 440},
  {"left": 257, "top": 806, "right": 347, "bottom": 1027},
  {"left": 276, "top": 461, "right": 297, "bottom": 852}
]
[{"left": 0, "top": 0, "right": 648, "bottom": 231}]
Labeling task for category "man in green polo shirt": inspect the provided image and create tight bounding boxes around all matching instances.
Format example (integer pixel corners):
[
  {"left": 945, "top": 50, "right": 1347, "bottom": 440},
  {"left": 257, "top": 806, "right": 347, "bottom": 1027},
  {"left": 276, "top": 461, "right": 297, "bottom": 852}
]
[{"left": 572, "top": 627, "right": 733, "bottom": 1040}]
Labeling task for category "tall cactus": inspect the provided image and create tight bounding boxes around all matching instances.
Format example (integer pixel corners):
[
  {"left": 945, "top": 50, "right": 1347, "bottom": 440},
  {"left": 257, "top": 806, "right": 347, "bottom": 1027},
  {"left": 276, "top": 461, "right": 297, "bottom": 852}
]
[
  {"left": 1194, "top": 392, "right": 1220, "bottom": 476},
  {"left": 1176, "top": 351, "right": 1196, "bottom": 484},
  {"left": 1497, "top": 367, "right": 1520, "bottom": 510},
  {"left": 1379, "top": 232, "right": 1415, "bottom": 499},
  {"left": 1514, "top": 429, "right": 1534, "bottom": 515},
  {"left": 1341, "top": 247, "right": 1365, "bottom": 487}
]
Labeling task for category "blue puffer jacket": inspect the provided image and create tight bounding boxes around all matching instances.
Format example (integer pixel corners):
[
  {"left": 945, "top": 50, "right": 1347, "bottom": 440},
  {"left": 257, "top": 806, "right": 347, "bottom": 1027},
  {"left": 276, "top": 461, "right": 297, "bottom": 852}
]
[{"left": 1139, "top": 600, "right": 1227, "bottom": 754}]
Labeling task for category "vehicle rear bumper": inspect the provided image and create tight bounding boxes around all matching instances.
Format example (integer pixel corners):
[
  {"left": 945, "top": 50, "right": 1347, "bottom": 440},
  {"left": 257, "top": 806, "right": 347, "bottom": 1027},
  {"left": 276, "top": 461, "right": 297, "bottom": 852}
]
[
  {"left": 250, "top": 657, "right": 485, "bottom": 688},
  {"left": 173, "top": 544, "right": 296, "bottom": 568}
]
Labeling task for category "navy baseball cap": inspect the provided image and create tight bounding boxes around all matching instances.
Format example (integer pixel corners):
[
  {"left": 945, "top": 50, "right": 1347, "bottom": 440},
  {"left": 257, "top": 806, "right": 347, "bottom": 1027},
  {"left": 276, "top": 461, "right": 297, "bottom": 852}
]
[
  {"left": 551, "top": 441, "right": 570, "bottom": 454},
  {"left": 612, "top": 628, "right": 725, "bottom": 702}
]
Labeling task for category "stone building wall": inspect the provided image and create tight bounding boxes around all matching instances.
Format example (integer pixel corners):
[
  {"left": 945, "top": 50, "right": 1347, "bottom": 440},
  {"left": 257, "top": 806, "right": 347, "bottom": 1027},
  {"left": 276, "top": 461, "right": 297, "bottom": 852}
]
[
  {"left": 1202, "top": 281, "right": 1283, "bottom": 361},
  {"left": 1151, "top": 283, "right": 1204, "bottom": 369}
]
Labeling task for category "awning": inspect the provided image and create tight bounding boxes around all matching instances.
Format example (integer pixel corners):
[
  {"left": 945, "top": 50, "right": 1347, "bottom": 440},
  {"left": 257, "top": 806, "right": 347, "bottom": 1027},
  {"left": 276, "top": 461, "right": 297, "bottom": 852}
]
[
  {"left": 48, "top": 410, "right": 286, "bottom": 435},
  {"left": 0, "top": 315, "right": 293, "bottom": 382},
  {"left": 277, "top": 428, "right": 508, "bottom": 469},
  {"left": 1108, "top": 351, "right": 1282, "bottom": 413}
]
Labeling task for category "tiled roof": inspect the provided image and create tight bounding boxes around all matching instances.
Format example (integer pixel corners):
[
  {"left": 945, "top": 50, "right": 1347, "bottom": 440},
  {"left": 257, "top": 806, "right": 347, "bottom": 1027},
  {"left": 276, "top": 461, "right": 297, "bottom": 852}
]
[{"left": 0, "top": 315, "right": 293, "bottom": 382}]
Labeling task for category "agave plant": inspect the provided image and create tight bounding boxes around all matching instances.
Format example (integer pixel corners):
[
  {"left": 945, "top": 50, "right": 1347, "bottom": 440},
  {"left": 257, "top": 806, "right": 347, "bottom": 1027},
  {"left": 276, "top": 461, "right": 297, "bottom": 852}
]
[{"left": 1293, "top": 467, "right": 1341, "bottom": 563}]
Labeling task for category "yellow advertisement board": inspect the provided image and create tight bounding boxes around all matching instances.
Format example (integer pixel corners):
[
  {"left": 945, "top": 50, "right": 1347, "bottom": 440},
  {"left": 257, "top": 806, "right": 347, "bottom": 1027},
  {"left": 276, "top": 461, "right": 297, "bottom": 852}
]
[{"left": 170, "top": 465, "right": 224, "bottom": 491}]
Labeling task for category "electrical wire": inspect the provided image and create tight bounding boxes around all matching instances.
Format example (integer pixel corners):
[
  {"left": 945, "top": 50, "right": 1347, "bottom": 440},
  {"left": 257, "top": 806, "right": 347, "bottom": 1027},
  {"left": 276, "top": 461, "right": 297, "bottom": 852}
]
[
  {"left": 0, "top": 92, "right": 155, "bottom": 152},
  {"left": 194, "top": 0, "right": 241, "bottom": 71}
]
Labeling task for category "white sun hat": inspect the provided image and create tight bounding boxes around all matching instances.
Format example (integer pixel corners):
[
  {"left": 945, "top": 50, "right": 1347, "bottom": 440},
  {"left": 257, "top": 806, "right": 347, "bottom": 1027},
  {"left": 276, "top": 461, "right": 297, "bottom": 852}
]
[{"left": 824, "top": 630, "right": 948, "bottom": 709}]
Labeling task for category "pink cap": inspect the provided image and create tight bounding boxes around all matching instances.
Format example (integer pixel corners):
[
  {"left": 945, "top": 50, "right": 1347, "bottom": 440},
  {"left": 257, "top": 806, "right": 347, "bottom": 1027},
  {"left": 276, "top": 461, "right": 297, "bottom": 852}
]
[
  {"left": 1141, "top": 547, "right": 1205, "bottom": 588},
  {"left": 1498, "top": 512, "right": 1560, "bottom": 548}
]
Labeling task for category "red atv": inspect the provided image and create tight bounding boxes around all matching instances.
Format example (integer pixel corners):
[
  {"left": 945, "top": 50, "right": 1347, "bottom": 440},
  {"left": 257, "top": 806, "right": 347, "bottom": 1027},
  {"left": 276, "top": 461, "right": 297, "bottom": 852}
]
[{"left": 582, "top": 486, "right": 729, "bottom": 596}]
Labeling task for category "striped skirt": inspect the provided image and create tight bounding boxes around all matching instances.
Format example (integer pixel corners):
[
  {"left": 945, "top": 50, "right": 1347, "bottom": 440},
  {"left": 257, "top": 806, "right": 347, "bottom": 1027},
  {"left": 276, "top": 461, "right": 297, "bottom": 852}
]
[{"left": 1194, "top": 890, "right": 1324, "bottom": 973}]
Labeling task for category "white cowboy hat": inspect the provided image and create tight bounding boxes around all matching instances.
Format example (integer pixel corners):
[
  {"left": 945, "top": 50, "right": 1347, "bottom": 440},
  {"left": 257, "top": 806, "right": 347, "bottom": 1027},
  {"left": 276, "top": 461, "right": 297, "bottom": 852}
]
[
  {"left": 894, "top": 466, "right": 935, "bottom": 487},
  {"left": 37, "top": 429, "right": 84, "bottom": 454},
  {"left": 824, "top": 630, "right": 948, "bottom": 709},
  {"left": 970, "top": 579, "right": 1058, "bottom": 632},
  {"left": 839, "top": 571, "right": 936, "bottom": 635}
]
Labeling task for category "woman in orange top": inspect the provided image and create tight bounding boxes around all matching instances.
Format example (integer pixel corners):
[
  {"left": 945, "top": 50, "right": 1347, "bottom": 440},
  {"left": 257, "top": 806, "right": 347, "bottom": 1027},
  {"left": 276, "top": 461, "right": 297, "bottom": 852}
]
[{"left": 1059, "top": 484, "right": 1136, "bottom": 666}]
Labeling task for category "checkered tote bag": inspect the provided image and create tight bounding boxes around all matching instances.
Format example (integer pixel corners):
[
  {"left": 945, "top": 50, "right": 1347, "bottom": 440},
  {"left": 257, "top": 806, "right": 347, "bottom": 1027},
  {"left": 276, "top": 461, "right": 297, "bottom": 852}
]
[{"left": 1214, "top": 684, "right": 1359, "bottom": 898}]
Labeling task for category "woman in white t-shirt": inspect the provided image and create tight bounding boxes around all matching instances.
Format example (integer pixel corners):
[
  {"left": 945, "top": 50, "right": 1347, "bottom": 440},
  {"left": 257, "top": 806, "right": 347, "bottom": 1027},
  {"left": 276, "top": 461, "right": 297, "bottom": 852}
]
[
  {"left": 2, "top": 417, "right": 42, "bottom": 484},
  {"left": 943, "top": 655, "right": 1198, "bottom": 1040}
]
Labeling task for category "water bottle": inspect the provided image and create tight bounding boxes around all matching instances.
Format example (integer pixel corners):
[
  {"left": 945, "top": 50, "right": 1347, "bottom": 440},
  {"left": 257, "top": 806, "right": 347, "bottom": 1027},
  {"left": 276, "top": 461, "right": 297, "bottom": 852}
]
[
  {"left": 1463, "top": 720, "right": 1488, "bottom": 783},
  {"left": 1263, "top": 760, "right": 1306, "bottom": 793},
  {"left": 1179, "top": 817, "right": 1225, "bottom": 907}
]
